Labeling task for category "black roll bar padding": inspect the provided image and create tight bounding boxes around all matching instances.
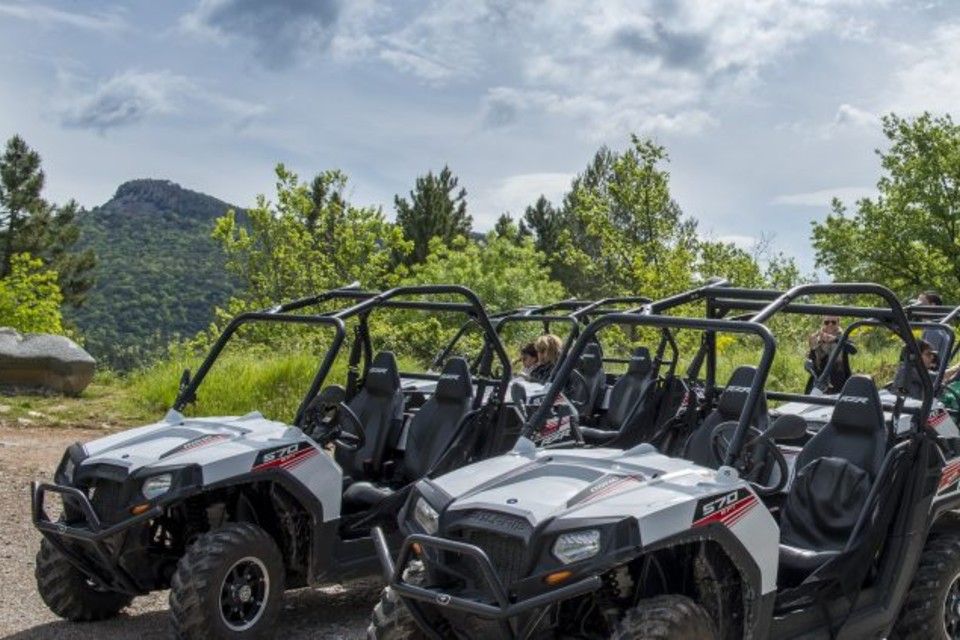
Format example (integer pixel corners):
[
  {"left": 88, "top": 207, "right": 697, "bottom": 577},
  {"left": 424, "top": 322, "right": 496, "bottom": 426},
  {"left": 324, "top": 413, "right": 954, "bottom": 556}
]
[
  {"left": 570, "top": 295, "right": 653, "bottom": 320},
  {"left": 433, "top": 317, "right": 482, "bottom": 370},
  {"left": 522, "top": 314, "right": 776, "bottom": 457},
  {"left": 747, "top": 283, "right": 931, "bottom": 453},
  {"left": 526, "top": 297, "right": 591, "bottom": 316},
  {"left": 643, "top": 278, "right": 731, "bottom": 315},
  {"left": 904, "top": 302, "right": 960, "bottom": 325}
]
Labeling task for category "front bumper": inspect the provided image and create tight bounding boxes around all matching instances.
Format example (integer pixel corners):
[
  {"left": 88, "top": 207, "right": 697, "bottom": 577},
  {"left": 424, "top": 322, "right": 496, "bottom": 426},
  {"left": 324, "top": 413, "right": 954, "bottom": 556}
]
[
  {"left": 31, "top": 481, "right": 162, "bottom": 595},
  {"left": 372, "top": 527, "right": 602, "bottom": 640}
]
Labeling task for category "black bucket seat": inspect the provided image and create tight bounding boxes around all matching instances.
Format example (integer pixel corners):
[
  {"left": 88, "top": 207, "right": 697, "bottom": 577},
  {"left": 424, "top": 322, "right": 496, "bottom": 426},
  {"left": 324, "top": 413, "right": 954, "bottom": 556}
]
[
  {"left": 581, "top": 347, "right": 659, "bottom": 446},
  {"left": 341, "top": 357, "right": 474, "bottom": 509},
  {"left": 777, "top": 375, "right": 887, "bottom": 586},
  {"left": 566, "top": 343, "right": 605, "bottom": 420},
  {"left": 335, "top": 351, "right": 404, "bottom": 482}
]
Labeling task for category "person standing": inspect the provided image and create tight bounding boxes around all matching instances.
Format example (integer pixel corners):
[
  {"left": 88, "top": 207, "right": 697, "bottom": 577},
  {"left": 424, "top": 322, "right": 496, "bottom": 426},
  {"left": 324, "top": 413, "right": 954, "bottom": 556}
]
[{"left": 806, "top": 315, "right": 857, "bottom": 393}]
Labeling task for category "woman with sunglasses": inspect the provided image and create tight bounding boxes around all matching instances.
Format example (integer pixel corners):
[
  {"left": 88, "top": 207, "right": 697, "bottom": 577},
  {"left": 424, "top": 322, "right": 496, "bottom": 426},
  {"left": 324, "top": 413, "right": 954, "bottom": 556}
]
[{"left": 806, "top": 315, "right": 858, "bottom": 393}]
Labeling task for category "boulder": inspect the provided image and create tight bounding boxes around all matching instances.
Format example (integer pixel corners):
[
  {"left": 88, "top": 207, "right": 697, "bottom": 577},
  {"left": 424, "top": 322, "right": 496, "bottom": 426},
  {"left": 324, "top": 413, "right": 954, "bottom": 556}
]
[{"left": 0, "top": 328, "right": 96, "bottom": 395}]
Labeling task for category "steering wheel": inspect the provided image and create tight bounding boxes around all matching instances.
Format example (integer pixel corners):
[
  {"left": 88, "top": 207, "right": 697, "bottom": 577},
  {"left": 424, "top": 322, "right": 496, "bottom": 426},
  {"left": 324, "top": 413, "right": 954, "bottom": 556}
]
[
  {"left": 303, "top": 386, "right": 367, "bottom": 451},
  {"left": 710, "top": 422, "right": 790, "bottom": 496},
  {"left": 565, "top": 369, "right": 588, "bottom": 409}
]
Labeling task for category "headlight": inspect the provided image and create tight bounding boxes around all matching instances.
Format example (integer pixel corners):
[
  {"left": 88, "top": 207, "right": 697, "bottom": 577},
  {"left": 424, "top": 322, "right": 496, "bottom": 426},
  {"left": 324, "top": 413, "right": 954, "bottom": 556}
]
[
  {"left": 553, "top": 529, "right": 601, "bottom": 564},
  {"left": 413, "top": 497, "right": 439, "bottom": 534},
  {"left": 142, "top": 473, "right": 173, "bottom": 500}
]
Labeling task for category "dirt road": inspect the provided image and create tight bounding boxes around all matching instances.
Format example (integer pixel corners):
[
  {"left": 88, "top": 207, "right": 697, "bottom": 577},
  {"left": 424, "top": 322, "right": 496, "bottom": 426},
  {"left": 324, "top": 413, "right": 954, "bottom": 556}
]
[{"left": 0, "top": 424, "right": 379, "bottom": 640}]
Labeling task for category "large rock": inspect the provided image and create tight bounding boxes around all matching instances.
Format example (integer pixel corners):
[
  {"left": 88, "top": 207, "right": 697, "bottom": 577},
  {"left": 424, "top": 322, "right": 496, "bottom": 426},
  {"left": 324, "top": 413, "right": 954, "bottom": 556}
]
[{"left": 0, "top": 328, "right": 96, "bottom": 395}]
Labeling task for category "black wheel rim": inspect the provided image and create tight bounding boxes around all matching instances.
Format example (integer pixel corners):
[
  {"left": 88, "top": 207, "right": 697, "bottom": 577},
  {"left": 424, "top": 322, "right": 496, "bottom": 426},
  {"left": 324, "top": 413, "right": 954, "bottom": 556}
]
[
  {"left": 945, "top": 571, "right": 960, "bottom": 639},
  {"left": 219, "top": 556, "right": 270, "bottom": 632}
]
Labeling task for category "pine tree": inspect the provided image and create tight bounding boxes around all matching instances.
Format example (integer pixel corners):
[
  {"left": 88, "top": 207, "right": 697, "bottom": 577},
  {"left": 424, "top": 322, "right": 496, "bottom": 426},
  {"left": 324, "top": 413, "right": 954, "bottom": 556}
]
[
  {"left": 0, "top": 135, "right": 95, "bottom": 306},
  {"left": 394, "top": 166, "right": 472, "bottom": 264}
]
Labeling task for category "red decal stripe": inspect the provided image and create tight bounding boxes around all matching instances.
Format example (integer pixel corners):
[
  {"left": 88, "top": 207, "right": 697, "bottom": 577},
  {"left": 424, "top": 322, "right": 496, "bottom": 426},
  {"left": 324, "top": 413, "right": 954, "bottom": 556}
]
[
  {"left": 939, "top": 459, "right": 960, "bottom": 492},
  {"left": 578, "top": 475, "right": 644, "bottom": 505},
  {"left": 253, "top": 446, "right": 317, "bottom": 472},
  {"left": 693, "top": 495, "right": 757, "bottom": 529},
  {"left": 282, "top": 449, "right": 319, "bottom": 470}
]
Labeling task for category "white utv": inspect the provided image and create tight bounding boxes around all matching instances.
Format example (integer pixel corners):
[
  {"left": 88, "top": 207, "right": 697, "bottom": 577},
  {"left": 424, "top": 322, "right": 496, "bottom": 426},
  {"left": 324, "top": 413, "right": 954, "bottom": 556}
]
[
  {"left": 30, "top": 285, "right": 531, "bottom": 639},
  {"left": 371, "top": 284, "right": 960, "bottom": 640}
]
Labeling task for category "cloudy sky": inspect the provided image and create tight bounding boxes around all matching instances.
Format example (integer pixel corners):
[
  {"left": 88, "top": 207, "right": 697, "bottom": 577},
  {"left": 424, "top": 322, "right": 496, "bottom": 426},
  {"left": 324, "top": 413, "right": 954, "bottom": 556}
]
[{"left": 1, "top": 0, "right": 958, "bottom": 269}]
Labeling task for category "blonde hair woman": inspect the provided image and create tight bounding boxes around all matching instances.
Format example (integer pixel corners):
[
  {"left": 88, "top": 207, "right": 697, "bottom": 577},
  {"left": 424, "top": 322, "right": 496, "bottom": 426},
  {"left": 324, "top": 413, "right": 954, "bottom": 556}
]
[{"left": 530, "top": 334, "right": 563, "bottom": 382}]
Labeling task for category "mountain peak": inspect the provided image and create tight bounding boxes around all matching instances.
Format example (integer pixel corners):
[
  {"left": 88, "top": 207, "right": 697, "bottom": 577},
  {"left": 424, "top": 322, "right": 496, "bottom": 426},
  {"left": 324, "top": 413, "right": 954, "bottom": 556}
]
[{"left": 98, "top": 179, "right": 240, "bottom": 221}]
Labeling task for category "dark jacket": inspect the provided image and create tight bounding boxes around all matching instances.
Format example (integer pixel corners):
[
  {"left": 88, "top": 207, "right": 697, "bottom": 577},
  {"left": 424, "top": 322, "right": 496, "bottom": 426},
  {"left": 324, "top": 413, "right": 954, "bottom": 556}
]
[{"left": 807, "top": 340, "right": 857, "bottom": 393}]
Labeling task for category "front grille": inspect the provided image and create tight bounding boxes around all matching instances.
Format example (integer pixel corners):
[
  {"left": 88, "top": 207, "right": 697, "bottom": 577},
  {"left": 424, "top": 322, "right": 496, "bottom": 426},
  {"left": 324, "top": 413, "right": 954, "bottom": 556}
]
[
  {"left": 88, "top": 478, "right": 127, "bottom": 525},
  {"left": 460, "top": 528, "right": 527, "bottom": 586}
]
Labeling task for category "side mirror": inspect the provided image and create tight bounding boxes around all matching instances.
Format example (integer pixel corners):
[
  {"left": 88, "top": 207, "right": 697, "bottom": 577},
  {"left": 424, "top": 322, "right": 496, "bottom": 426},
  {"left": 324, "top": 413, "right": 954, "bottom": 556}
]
[
  {"left": 318, "top": 385, "right": 347, "bottom": 406},
  {"left": 766, "top": 414, "right": 808, "bottom": 441}
]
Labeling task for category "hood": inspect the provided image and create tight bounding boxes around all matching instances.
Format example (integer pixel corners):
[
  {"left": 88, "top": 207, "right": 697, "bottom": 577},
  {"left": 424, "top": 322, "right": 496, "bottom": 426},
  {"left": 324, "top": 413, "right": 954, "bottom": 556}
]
[
  {"left": 79, "top": 410, "right": 296, "bottom": 475},
  {"left": 434, "top": 443, "right": 720, "bottom": 530}
]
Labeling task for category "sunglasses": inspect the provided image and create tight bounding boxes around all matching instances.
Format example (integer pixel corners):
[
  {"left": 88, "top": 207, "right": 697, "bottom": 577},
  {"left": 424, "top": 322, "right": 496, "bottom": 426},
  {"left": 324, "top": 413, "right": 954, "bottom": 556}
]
[{"left": 823, "top": 319, "right": 838, "bottom": 325}]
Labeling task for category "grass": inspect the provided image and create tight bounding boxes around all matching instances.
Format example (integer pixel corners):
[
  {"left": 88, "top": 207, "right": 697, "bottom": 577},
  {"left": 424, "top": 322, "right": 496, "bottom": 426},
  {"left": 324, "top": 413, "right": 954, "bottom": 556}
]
[
  {"left": 0, "top": 334, "right": 910, "bottom": 434},
  {"left": 124, "top": 347, "right": 345, "bottom": 424},
  {"left": 0, "top": 374, "right": 155, "bottom": 430}
]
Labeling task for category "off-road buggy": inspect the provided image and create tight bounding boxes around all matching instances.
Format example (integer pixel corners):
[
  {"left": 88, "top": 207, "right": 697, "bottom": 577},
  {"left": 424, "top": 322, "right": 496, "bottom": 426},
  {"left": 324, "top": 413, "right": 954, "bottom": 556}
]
[
  {"left": 370, "top": 283, "right": 960, "bottom": 640},
  {"left": 698, "top": 285, "right": 960, "bottom": 440},
  {"left": 30, "top": 284, "right": 529, "bottom": 639}
]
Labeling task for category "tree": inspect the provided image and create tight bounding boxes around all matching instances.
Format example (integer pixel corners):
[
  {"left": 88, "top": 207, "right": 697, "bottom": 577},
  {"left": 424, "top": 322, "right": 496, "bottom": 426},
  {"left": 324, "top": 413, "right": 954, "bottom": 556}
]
[
  {"left": 394, "top": 166, "right": 472, "bottom": 264},
  {"left": 403, "top": 234, "right": 564, "bottom": 312},
  {"left": 0, "top": 252, "right": 64, "bottom": 334},
  {"left": 386, "top": 234, "right": 566, "bottom": 359},
  {"left": 544, "top": 135, "right": 699, "bottom": 298},
  {"left": 696, "top": 240, "right": 765, "bottom": 287},
  {"left": 0, "top": 135, "right": 95, "bottom": 306},
  {"left": 213, "top": 164, "right": 409, "bottom": 309},
  {"left": 493, "top": 212, "right": 529, "bottom": 243},
  {"left": 523, "top": 195, "right": 565, "bottom": 259},
  {"left": 812, "top": 113, "right": 960, "bottom": 300}
]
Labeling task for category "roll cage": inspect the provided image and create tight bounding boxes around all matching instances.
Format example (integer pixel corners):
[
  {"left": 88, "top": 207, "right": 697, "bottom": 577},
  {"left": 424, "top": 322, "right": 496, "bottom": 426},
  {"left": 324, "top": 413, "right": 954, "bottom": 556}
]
[
  {"left": 522, "top": 282, "right": 932, "bottom": 467},
  {"left": 172, "top": 284, "right": 512, "bottom": 427},
  {"left": 432, "top": 296, "right": 658, "bottom": 382}
]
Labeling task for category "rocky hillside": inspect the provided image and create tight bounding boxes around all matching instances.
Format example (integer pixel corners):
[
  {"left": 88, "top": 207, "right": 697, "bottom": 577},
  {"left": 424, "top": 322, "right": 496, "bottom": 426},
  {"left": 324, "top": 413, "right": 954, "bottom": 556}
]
[{"left": 67, "top": 179, "right": 240, "bottom": 369}]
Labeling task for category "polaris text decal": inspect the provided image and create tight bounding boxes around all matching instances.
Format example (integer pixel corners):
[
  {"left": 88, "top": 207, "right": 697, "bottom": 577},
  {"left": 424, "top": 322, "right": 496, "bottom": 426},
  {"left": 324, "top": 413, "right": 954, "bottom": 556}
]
[
  {"left": 252, "top": 441, "right": 319, "bottom": 473},
  {"left": 160, "top": 434, "right": 230, "bottom": 459},
  {"left": 692, "top": 488, "right": 757, "bottom": 529},
  {"left": 567, "top": 473, "right": 646, "bottom": 506}
]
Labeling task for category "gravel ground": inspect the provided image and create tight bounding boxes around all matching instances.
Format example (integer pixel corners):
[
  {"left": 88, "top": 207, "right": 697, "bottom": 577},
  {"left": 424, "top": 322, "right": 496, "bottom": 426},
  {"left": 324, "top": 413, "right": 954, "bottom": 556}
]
[{"left": 0, "top": 424, "right": 381, "bottom": 640}]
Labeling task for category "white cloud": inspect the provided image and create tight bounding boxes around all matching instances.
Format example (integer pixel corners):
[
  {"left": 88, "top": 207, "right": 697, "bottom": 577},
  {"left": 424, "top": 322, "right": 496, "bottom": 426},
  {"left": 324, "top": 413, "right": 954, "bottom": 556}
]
[
  {"left": 58, "top": 70, "right": 265, "bottom": 133},
  {"left": 0, "top": 1, "right": 126, "bottom": 32},
  {"left": 397, "top": 0, "right": 875, "bottom": 136},
  {"left": 886, "top": 22, "right": 960, "bottom": 115},
  {"left": 472, "top": 172, "right": 575, "bottom": 227},
  {"left": 833, "top": 103, "right": 880, "bottom": 129},
  {"left": 772, "top": 186, "right": 877, "bottom": 207}
]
